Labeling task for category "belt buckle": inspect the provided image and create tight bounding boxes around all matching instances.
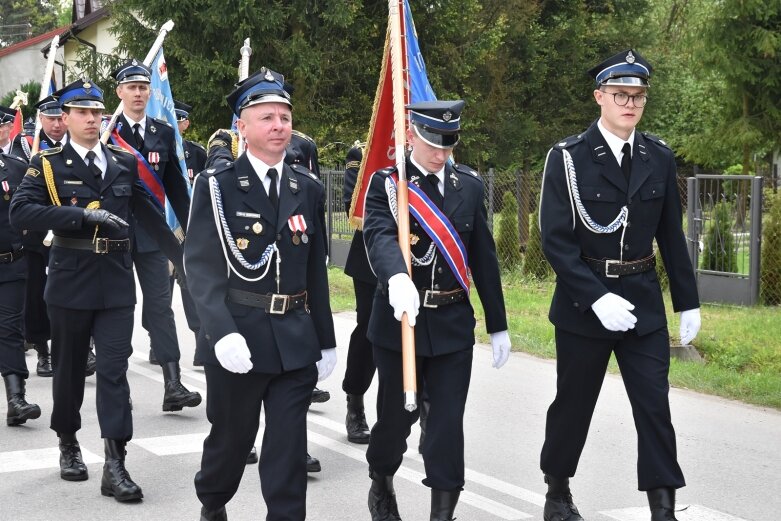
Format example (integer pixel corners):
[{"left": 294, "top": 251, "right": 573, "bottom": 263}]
[
  {"left": 94, "top": 238, "right": 109, "bottom": 254},
  {"left": 269, "top": 294, "right": 289, "bottom": 314},
  {"left": 604, "top": 259, "right": 620, "bottom": 278},
  {"left": 423, "top": 290, "right": 439, "bottom": 309}
]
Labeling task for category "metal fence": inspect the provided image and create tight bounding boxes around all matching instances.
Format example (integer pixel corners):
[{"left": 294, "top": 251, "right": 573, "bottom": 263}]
[{"left": 321, "top": 168, "right": 781, "bottom": 306}]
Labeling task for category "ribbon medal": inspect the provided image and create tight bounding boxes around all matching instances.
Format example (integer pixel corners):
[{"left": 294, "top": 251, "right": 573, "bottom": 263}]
[
  {"left": 2, "top": 180, "right": 10, "bottom": 201},
  {"left": 147, "top": 151, "right": 160, "bottom": 171},
  {"left": 288, "top": 214, "right": 308, "bottom": 245}
]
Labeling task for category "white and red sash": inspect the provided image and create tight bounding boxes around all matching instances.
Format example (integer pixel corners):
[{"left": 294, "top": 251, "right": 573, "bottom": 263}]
[{"left": 108, "top": 127, "right": 165, "bottom": 210}]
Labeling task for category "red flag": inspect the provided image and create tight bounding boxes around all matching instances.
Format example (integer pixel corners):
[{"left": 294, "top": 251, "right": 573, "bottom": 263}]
[
  {"left": 9, "top": 109, "right": 23, "bottom": 141},
  {"left": 348, "top": 13, "right": 410, "bottom": 229}
]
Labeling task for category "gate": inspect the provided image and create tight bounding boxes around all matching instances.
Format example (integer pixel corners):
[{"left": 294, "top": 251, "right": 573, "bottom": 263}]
[{"left": 686, "top": 175, "right": 763, "bottom": 305}]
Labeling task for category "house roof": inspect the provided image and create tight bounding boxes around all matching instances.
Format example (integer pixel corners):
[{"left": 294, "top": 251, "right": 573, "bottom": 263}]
[
  {"left": 0, "top": 26, "right": 70, "bottom": 59},
  {"left": 53, "top": 5, "right": 112, "bottom": 50}
]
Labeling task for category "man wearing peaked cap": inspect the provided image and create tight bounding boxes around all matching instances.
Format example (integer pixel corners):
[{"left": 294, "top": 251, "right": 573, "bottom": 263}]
[
  {"left": 0, "top": 105, "right": 16, "bottom": 156},
  {"left": 186, "top": 67, "right": 336, "bottom": 521},
  {"left": 537, "top": 50, "right": 700, "bottom": 521},
  {"left": 111, "top": 59, "right": 202, "bottom": 414},
  {"left": 10, "top": 78, "right": 185, "bottom": 503},
  {"left": 361, "top": 99, "right": 510, "bottom": 521}
]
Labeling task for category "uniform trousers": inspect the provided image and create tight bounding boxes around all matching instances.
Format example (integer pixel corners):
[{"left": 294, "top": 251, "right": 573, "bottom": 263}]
[
  {"left": 23, "top": 250, "right": 50, "bottom": 344},
  {"left": 48, "top": 305, "right": 134, "bottom": 440},
  {"left": 341, "top": 278, "right": 376, "bottom": 395},
  {"left": 540, "top": 327, "right": 685, "bottom": 490},
  {"left": 134, "top": 250, "right": 181, "bottom": 364},
  {"left": 366, "top": 346, "right": 472, "bottom": 491},
  {"left": 0, "top": 279, "right": 27, "bottom": 378},
  {"left": 195, "top": 363, "right": 317, "bottom": 520},
  {"left": 168, "top": 274, "right": 201, "bottom": 334}
]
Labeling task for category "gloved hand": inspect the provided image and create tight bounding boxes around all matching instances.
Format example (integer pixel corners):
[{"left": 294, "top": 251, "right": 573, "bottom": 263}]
[
  {"left": 214, "top": 332, "right": 253, "bottom": 373},
  {"left": 679, "top": 308, "right": 701, "bottom": 345},
  {"left": 82, "top": 208, "right": 129, "bottom": 231},
  {"left": 316, "top": 348, "right": 337, "bottom": 381},
  {"left": 387, "top": 272, "right": 420, "bottom": 327},
  {"left": 490, "top": 330, "right": 511, "bottom": 369},
  {"left": 591, "top": 292, "right": 637, "bottom": 332}
]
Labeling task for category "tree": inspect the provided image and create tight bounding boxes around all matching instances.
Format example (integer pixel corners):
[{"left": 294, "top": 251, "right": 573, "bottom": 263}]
[
  {"left": 761, "top": 192, "right": 781, "bottom": 305},
  {"left": 1, "top": 80, "right": 40, "bottom": 120},
  {"left": 701, "top": 200, "right": 738, "bottom": 273},
  {"left": 496, "top": 190, "right": 522, "bottom": 271},
  {"left": 0, "top": 0, "right": 68, "bottom": 47}
]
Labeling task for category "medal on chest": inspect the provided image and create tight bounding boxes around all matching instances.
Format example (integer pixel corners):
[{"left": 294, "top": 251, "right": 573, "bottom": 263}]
[
  {"left": 288, "top": 214, "right": 308, "bottom": 245},
  {"left": 1, "top": 180, "right": 9, "bottom": 200}
]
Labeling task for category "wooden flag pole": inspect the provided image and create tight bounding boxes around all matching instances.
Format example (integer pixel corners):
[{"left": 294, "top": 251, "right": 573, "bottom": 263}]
[{"left": 31, "top": 35, "right": 59, "bottom": 156}]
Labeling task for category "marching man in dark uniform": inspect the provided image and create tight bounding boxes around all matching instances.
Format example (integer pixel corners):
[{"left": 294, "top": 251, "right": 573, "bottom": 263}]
[
  {"left": 112, "top": 59, "right": 201, "bottom": 412},
  {"left": 0, "top": 105, "right": 15, "bottom": 156},
  {"left": 10, "top": 79, "right": 185, "bottom": 501},
  {"left": 1, "top": 145, "right": 41, "bottom": 426},
  {"left": 341, "top": 141, "right": 375, "bottom": 444},
  {"left": 186, "top": 67, "right": 336, "bottom": 521},
  {"left": 362, "top": 100, "right": 511, "bottom": 521},
  {"left": 538, "top": 50, "right": 701, "bottom": 521}
]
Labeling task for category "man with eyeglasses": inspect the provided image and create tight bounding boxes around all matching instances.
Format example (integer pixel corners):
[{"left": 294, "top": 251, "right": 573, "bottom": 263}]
[{"left": 537, "top": 49, "right": 701, "bottom": 521}]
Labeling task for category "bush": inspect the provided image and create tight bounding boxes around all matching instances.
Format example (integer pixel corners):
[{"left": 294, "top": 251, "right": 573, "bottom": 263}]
[
  {"left": 522, "top": 211, "right": 551, "bottom": 279},
  {"left": 496, "top": 190, "right": 522, "bottom": 271},
  {"left": 701, "top": 200, "right": 738, "bottom": 272},
  {"left": 761, "top": 192, "right": 781, "bottom": 305}
]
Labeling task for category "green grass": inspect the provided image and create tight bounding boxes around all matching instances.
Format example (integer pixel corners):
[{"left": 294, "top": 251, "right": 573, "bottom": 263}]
[{"left": 326, "top": 266, "right": 781, "bottom": 410}]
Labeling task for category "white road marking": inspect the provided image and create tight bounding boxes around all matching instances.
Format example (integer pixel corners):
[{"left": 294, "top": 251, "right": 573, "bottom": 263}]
[
  {"left": 0, "top": 446, "right": 102, "bottom": 473},
  {"left": 601, "top": 504, "right": 751, "bottom": 521}
]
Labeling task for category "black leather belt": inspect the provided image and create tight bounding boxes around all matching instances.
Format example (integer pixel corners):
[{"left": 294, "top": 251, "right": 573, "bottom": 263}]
[
  {"left": 0, "top": 248, "right": 24, "bottom": 264},
  {"left": 583, "top": 254, "right": 656, "bottom": 278},
  {"left": 227, "top": 288, "right": 307, "bottom": 314},
  {"left": 419, "top": 288, "right": 466, "bottom": 308},
  {"left": 52, "top": 236, "right": 130, "bottom": 254}
]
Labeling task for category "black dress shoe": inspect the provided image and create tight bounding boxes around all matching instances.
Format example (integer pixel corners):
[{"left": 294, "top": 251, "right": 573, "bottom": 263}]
[
  {"left": 85, "top": 346, "right": 97, "bottom": 377},
  {"left": 59, "top": 435, "right": 88, "bottom": 481},
  {"left": 101, "top": 439, "right": 143, "bottom": 502},
  {"left": 346, "top": 394, "right": 371, "bottom": 444},
  {"left": 200, "top": 505, "right": 227, "bottom": 521},
  {"left": 246, "top": 446, "right": 258, "bottom": 465},
  {"left": 543, "top": 475, "right": 584, "bottom": 521},
  {"left": 4, "top": 375, "right": 41, "bottom": 426},
  {"left": 33, "top": 343, "right": 53, "bottom": 377},
  {"left": 162, "top": 362, "right": 202, "bottom": 411},
  {"left": 307, "top": 453, "right": 321, "bottom": 473},
  {"left": 311, "top": 387, "right": 330, "bottom": 404}
]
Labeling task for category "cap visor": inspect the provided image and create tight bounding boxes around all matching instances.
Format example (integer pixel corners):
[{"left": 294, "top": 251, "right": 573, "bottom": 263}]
[{"left": 412, "top": 125, "right": 459, "bottom": 149}]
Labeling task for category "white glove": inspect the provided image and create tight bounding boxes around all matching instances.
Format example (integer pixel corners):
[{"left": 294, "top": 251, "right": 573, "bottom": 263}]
[
  {"left": 316, "top": 348, "right": 337, "bottom": 381},
  {"left": 387, "top": 272, "right": 420, "bottom": 327},
  {"left": 592, "top": 292, "right": 637, "bottom": 332},
  {"left": 214, "top": 332, "right": 253, "bottom": 373},
  {"left": 490, "top": 330, "right": 511, "bottom": 369},
  {"left": 679, "top": 308, "right": 701, "bottom": 345}
]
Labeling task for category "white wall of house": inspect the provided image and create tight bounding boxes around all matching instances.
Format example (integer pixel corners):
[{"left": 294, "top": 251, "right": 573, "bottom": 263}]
[{"left": 0, "top": 47, "right": 66, "bottom": 98}]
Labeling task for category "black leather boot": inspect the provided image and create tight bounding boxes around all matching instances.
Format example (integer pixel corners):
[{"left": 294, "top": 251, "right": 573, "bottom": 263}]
[
  {"left": 418, "top": 398, "right": 430, "bottom": 454},
  {"left": 148, "top": 349, "right": 159, "bottom": 365},
  {"left": 85, "top": 344, "right": 96, "bottom": 377},
  {"left": 199, "top": 505, "right": 227, "bottom": 521},
  {"left": 246, "top": 446, "right": 258, "bottom": 465},
  {"left": 33, "top": 343, "right": 53, "bottom": 377},
  {"left": 346, "top": 394, "right": 371, "bottom": 444},
  {"left": 101, "top": 439, "right": 143, "bottom": 502},
  {"left": 648, "top": 488, "right": 678, "bottom": 521},
  {"left": 4, "top": 374, "right": 41, "bottom": 426},
  {"left": 307, "top": 452, "right": 321, "bottom": 473},
  {"left": 59, "top": 432, "right": 88, "bottom": 481},
  {"left": 368, "top": 471, "right": 402, "bottom": 521},
  {"left": 162, "top": 362, "right": 202, "bottom": 411},
  {"left": 430, "top": 489, "right": 460, "bottom": 521},
  {"left": 543, "top": 474, "right": 584, "bottom": 521},
  {"left": 311, "top": 387, "right": 330, "bottom": 404}
]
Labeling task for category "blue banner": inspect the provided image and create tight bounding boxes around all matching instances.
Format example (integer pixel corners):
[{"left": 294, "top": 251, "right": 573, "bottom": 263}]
[{"left": 404, "top": 0, "right": 436, "bottom": 104}]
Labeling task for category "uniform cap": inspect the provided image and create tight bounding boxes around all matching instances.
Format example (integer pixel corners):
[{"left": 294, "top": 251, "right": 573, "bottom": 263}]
[
  {"left": 407, "top": 100, "right": 464, "bottom": 149},
  {"left": 54, "top": 79, "right": 105, "bottom": 109},
  {"left": 173, "top": 100, "right": 192, "bottom": 121},
  {"left": 588, "top": 49, "right": 652, "bottom": 88},
  {"left": 113, "top": 58, "right": 152, "bottom": 84},
  {"left": 0, "top": 105, "right": 15, "bottom": 124},
  {"left": 34, "top": 95, "right": 63, "bottom": 117},
  {"left": 226, "top": 67, "right": 291, "bottom": 117}
]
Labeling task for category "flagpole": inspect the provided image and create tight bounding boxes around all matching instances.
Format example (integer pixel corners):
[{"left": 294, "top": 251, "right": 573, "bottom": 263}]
[
  {"left": 237, "top": 38, "right": 252, "bottom": 154},
  {"left": 31, "top": 35, "right": 59, "bottom": 155},
  {"left": 100, "top": 20, "right": 175, "bottom": 144},
  {"left": 389, "top": 0, "right": 417, "bottom": 412}
]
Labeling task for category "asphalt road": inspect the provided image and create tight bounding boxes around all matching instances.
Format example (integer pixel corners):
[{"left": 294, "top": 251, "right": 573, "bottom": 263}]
[{"left": 1, "top": 287, "right": 778, "bottom": 521}]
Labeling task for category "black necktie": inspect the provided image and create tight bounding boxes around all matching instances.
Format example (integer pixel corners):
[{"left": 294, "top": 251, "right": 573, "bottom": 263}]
[
  {"left": 425, "top": 173, "right": 443, "bottom": 208},
  {"left": 267, "top": 168, "right": 279, "bottom": 212},
  {"left": 620, "top": 142, "right": 632, "bottom": 183},
  {"left": 53, "top": 141, "right": 61, "bottom": 148},
  {"left": 86, "top": 150, "right": 102, "bottom": 179},
  {"left": 132, "top": 123, "right": 143, "bottom": 150}
]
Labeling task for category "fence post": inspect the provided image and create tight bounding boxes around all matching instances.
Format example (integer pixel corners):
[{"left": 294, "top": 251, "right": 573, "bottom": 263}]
[
  {"left": 749, "top": 176, "right": 763, "bottom": 305},
  {"left": 326, "top": 170, "right": 334, "bottom": 261},
  {"left": 686, "top": 176, "right": 698, "bottom": 271},
  {"left": 518, "top": 169, "right": 529, "bottom": 250}
]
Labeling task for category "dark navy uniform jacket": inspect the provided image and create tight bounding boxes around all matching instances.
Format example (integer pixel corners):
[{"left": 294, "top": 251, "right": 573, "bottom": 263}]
[
  {"left": 539, "top": 121, "right": 699, "bottom": 339},
  {"left": 9, "top": 143, "right": 183, "bottom": 310},
  {"left": 342, "top": 145, "right": 376, "bottom": 286},
  {"left": 183, "top": 139, "right": 206, "bottom": 185},
  {"left": 362, "top": 159, "right": 507, "bottom": 357},
  {"left": 184, "top": 154, "right": 336, "bottom": 374},
  {"left": 116, "top": 114, "right": 190, "bottom": 252},
  {"left": 0, "top": 153, "right": 28, "bottom": 283}
]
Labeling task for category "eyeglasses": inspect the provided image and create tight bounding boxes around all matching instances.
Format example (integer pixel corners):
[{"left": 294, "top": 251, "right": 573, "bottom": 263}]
[{"left": 604, "top": 91, "right": 648, "bottom": 108}]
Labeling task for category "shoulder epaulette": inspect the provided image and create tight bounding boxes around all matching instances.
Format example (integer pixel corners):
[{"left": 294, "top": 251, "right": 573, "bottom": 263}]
[
  {"left": 107, "top": 143, "right": 132, "bottom": 154},
  {"left": 291, "top": 129, "right": 316, "bottom": 144},
  {"left": 289, "top": 162, "right": 321, "bottom": 183},
  {"left": 452, "top": 163, "right": 480, "bottom": 179},
  {"left": 3, "top": 154, "right": 28, "bottom": 165},
  {"left": 346, "top": 160, "right": 361, "bottom": 170},
  {"left": 151, "top": 116, "right": 172, "bottom": 128},
  {"left": 37, "top": 147, "right": 61, "bottom": 157},
  {"left": 554, "top": 133, "right": 585, "bottom": 149},
  {"left": 202, "top": 160, "right": 234, "bottom": 178},
  {"left": 642, "top": 132, "right": 670, "bottom": 149},
  {"left": 190, "top": 140, "right": 206, "bottom": 151}
]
